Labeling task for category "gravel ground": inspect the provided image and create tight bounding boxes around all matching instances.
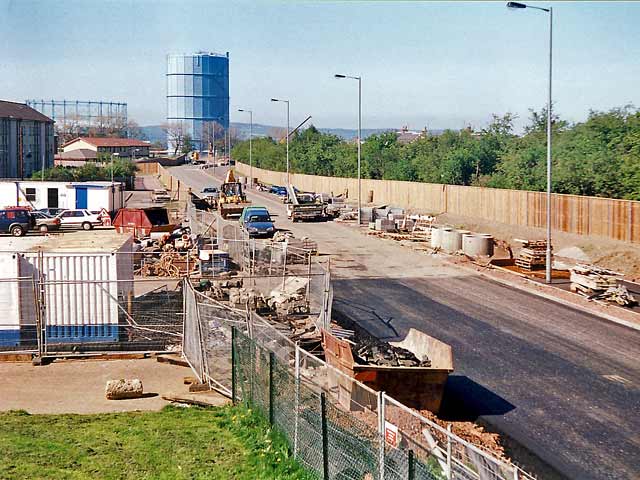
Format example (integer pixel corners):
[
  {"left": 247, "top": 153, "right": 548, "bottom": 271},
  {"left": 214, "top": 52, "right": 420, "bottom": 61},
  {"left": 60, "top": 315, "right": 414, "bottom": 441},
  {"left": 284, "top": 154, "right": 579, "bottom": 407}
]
[{"left": 0, "top": 358, "right": 190, "bottom": 414}]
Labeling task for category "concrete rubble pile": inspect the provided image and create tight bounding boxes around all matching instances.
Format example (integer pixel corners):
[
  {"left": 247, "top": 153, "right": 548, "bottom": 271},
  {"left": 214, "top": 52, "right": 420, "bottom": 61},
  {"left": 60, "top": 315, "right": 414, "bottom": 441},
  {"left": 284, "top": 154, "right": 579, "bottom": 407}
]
[
  {"left": 353, "top": 338, "right": 431, "bottom": 367},
  {"left": 267, "top": 277, "right": 310, "bottom": 316},
  {"left": 270, "top": 231, "right": 318, "bottom": 258},
  {"left": 570, "top": 264, "right": 637, "bottom": 307}
]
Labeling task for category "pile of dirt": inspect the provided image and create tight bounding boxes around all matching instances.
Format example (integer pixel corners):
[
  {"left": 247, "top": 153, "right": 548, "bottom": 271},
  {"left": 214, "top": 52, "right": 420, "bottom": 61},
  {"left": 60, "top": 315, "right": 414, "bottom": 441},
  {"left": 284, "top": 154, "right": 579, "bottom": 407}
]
[{"left": 418, "top": 409, "right": 506, "bottom": 460}]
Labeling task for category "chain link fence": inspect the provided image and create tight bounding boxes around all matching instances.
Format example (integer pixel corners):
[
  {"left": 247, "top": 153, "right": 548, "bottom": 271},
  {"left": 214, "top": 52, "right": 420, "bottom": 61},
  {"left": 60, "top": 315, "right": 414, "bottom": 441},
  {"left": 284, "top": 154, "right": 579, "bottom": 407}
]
[{"left": 0, "top": 272, "right": 183, "bottom": 354}]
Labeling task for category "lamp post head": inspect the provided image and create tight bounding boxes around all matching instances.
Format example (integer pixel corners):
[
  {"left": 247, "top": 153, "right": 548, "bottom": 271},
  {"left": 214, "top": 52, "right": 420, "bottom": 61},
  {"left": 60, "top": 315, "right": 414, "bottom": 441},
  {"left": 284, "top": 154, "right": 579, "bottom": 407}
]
[
  {"left": 507, "top": 1, "right": 527, "bottom": 8},
  {"left": 334, "top": 74, "right": 346, "bottom": 79},
  {"left": 270, "top": 98, "right": 279, "bottom": 102}
]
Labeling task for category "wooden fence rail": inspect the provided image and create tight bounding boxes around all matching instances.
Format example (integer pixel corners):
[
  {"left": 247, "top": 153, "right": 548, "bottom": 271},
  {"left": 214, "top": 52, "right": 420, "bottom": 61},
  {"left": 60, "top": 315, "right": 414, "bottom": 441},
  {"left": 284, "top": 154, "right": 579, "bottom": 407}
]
[{"left": 234, "top": 162, "right": 640, "bottom": 243}]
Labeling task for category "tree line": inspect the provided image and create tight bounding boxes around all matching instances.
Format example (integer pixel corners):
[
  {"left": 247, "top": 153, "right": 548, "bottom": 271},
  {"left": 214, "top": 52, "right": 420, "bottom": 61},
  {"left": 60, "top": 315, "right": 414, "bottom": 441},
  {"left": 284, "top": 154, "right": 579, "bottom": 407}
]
[
  {"left": 32, "top": 158, "right": 137, "bottom": 185},
  {"left": 231, "top": 105, "right": 640, "bottom": 201}
]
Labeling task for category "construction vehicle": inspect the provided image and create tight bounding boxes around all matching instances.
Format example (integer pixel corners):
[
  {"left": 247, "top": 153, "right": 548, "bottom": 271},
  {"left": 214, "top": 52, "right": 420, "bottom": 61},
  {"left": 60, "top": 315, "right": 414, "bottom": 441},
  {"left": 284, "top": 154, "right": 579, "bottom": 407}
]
[
  {"left": 286, "top": 185, "right": 325, "bottom": 222},
  {"left": 218, "top": 169, "right": 251, "bottom": 219}
]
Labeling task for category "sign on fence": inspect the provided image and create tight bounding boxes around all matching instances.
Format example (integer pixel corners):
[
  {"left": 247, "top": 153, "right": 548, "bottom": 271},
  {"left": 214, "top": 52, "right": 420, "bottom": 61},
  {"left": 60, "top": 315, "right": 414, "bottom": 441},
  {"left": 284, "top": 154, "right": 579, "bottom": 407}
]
[{"left": 385, "top": 421, "right": 399, "bottom": 448}]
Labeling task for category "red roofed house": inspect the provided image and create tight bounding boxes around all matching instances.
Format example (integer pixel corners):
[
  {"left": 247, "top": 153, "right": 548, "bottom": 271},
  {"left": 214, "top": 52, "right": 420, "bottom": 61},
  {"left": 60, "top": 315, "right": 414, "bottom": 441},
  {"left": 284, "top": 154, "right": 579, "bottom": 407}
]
[{"left": 62, "top": 137, "right": 150, "bottom": 159}]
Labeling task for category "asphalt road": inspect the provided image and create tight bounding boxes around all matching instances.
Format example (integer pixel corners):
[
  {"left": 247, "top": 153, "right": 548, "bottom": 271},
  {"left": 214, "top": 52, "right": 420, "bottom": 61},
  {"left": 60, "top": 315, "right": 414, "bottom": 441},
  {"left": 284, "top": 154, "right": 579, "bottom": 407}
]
[{"left": 169, "top": 165, "right": 640, "bottom": 480}]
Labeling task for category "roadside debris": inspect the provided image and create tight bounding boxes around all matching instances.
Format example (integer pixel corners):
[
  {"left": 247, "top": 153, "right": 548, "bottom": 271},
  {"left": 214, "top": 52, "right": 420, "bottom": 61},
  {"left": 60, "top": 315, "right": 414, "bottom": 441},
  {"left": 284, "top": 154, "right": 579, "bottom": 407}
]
[
  {"left": 105, "top": 378, "right": 143, "bottom": 400},
  {"left": 353, "top": 338, "right": 431, "bottom": 367},
  {"left": 570, "top": 264, "right": 637, "bottom": 306}
]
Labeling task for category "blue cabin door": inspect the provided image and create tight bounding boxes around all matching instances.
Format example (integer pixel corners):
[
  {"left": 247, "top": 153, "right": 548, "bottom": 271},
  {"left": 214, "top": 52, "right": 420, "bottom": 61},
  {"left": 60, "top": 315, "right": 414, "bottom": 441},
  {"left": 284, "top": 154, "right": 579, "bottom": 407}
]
[{"left": 75, "top": 187, "right": 88, "bottom": 209}]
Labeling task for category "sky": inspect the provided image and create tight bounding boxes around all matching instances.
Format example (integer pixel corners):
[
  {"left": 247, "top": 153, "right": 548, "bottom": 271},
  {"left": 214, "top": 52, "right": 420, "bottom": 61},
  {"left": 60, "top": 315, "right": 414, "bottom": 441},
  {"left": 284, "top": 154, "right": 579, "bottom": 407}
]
[{"left": 1, "top": 0, "right": 639, "bottom": 132}]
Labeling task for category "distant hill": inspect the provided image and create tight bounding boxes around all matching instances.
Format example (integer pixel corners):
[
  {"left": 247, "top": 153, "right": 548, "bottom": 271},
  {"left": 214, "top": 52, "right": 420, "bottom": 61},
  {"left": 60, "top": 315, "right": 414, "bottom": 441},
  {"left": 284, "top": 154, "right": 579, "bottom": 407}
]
[{"left": 140, "top": 123, "right": 444, "bottom": 144}]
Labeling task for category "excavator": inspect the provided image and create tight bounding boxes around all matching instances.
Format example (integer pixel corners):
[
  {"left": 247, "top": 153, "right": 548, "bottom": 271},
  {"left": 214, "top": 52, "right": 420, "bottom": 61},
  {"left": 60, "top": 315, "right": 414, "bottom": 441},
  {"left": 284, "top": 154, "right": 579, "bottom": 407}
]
[{"left": 218, "top": 169, "right": 251, "bottom": 219}]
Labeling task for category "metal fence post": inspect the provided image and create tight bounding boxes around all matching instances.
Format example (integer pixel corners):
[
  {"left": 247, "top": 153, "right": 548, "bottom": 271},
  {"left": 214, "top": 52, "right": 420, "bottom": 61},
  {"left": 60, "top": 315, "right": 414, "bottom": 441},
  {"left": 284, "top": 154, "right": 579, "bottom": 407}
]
[
  {"left": 320, "top": 392, "right": 329, "bottom": 480},
  {"left": 269, "top": 351, "right": 275, "bottom": 425},
  {"left": 294, "top": 346, "right": 301, "bottom": 457},
  {"left": 378, "top": 391, "right": 386, "bottom": 480},
  {"left": 408, "top": 449, "right": 415, "bottom": 480},
  {"left": 249, "top": 338, "right": 254, "bottom": 405},
  {"left": 231, "top": 326, "right": 237, "bottom": 404},
  {"left": 447, "top": 423, "right": 452, "bottom": 480},
  {"left": 282, "top": 242, "right": 288, "bottom": 289}
]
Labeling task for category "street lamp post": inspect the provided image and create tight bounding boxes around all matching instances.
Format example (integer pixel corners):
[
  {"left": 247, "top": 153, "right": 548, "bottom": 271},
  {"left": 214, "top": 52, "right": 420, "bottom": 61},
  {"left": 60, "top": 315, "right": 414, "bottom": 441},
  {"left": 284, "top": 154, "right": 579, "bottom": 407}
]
[
  {"left": 111, "top": 152, "right": 119, "bottom": 212},
  {"left": 507, "top": 1, "right": 553, "bottom": 284},
  {"left": 335, "top": 74, "right": 362, "bottom": 225},
  {"left": 271, "top": 98, "right": 290, "bottom": 186},
  {"left": 238, "top": 109, "right": 253, "bottom": 188}
]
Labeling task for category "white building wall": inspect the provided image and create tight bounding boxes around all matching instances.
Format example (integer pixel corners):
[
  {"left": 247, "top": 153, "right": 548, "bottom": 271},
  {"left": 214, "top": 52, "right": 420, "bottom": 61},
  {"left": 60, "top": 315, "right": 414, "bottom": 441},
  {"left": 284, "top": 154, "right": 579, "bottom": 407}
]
[{"left": 0, "top": 181, "right": 122, "bottom": 211}]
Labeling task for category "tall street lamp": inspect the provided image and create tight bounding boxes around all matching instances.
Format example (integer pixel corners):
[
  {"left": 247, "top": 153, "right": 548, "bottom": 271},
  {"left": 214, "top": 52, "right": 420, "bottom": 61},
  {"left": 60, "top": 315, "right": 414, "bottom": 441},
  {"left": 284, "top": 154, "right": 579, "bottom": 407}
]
[
  {"left": 111, "top": 152, "right": 119, "bottom": 212},
  {"left": 238, "top": 109, "right": 253, "bottom": 187},
  {"left": 507, "top": 1, "right": 553, "bottom": 284},
  {"left": 335, "top": 74, "right": 362, "bottom": 225},
  {"left": 271, "top": 98, "right": 290, "bottom": 185}
]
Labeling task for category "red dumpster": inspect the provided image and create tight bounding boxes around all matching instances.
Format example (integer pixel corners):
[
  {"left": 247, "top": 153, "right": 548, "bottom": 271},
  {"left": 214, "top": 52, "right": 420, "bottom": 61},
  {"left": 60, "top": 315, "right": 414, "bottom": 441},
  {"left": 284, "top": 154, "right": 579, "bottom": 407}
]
[{"left": 112, "top": 207, "right": 175, "bottom": 238}]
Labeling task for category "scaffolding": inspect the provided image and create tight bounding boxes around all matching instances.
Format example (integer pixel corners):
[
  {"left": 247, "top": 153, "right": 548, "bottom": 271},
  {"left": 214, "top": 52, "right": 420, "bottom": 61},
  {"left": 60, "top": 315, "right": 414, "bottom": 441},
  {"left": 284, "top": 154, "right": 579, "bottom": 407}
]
[{"left": 25, "top": 99, "right": 128, "bottom": 140}]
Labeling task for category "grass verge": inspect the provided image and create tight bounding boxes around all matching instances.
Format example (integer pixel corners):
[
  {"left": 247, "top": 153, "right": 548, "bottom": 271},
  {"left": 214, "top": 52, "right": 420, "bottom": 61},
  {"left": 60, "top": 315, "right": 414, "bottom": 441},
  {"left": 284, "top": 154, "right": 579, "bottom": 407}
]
[{"left": 0, "top": 404, "right": 315, "bottom": 480}]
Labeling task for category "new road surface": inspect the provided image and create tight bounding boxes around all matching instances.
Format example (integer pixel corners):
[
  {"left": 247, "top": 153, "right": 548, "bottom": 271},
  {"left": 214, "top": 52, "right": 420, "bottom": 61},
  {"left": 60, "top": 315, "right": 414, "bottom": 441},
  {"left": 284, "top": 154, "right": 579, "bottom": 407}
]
[{"left": 168, "top": 164, "right": 640, "bottom": 480}]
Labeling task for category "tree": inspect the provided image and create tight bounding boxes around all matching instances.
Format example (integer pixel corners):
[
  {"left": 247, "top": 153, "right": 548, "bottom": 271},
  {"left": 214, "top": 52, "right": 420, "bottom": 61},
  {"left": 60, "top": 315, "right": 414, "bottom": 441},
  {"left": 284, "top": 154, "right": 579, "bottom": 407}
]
[
  {"left": 201, "top": 121, "right": 225, "bottom": 154},
  {"left": 181, "top": 135, "right": 194, "bottom": 155},
  {"left": 162, "top": 122, "right": 186, "bottom": 155},
  {"left": 126, "top": 119, "right": 146, "bottom": 140}
]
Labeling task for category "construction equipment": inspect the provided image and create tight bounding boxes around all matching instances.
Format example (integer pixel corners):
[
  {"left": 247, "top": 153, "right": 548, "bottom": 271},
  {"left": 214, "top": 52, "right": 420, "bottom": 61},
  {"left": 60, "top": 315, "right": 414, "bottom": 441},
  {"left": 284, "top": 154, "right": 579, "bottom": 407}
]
[
  {"left": 218, "top": 169, "right": 251, "bottom": 219},
  {"left": 286, "top": 185, "right": 325, "bottom": 222}
]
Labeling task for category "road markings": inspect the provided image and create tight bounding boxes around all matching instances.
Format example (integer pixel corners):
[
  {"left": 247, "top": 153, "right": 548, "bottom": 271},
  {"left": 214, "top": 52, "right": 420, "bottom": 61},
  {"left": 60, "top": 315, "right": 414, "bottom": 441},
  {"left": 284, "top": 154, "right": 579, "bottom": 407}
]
[{"left": 602, "top": 374, "right": 632, "bottom": 386}]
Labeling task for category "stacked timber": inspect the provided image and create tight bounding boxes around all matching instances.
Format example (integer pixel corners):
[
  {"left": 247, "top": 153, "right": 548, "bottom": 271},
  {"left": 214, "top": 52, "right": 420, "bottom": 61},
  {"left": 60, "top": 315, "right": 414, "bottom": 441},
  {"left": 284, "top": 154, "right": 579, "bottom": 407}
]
[
  {"left": 570, "top": 264, "right": 636, "bottom": 306},
  {"left": 515, "top": 240, "right": 547, "bottom": 270},
  {"left": 570, "top": 264, "right": 618, "bottom": 294}
]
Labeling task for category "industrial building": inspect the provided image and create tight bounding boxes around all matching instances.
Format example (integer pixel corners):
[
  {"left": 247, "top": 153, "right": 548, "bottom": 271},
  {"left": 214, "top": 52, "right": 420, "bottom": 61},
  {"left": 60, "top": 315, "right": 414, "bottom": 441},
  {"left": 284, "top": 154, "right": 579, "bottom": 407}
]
[
  {"left": 166, "top": 51, "right": 230, "bottom": 151},
  {"left": 62, "top": 137, "right": 150, "bottom": 158},
  {"left": 0, "top": 180, "right": 124, "bottom": 212},
  {"left": 0, "top": 100, "right": 55, "bottom": 179}
]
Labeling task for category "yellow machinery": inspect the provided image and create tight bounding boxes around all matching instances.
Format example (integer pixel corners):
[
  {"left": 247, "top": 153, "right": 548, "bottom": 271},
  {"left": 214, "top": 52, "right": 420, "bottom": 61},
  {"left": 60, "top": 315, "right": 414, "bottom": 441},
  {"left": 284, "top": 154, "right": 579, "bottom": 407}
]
[{"left": 218, "top": 169, "right": 251, "bottom": 219}]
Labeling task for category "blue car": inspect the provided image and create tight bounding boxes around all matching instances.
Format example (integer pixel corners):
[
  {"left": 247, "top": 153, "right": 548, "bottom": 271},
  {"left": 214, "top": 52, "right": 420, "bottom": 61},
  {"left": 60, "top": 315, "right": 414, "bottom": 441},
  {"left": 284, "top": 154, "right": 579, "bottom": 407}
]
[
  {"left": 270, "top": 185, "right": 287, "bottom": 196},
  {"left": 239, "top": 207, "right": 276, "bottom": 238}
]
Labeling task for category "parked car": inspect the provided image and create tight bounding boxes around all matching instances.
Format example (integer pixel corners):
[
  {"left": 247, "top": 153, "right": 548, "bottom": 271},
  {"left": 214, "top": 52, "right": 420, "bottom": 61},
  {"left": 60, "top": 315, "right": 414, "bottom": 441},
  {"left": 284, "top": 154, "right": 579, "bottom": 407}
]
[
  {"left": 239, "top": 206, "right": 275, "bottom": 238},
  {"left": 0, "top": 208, "right": 35, "bottom": 236},
  {"left": 31, "top": 211, "right": 61, "bottom": 233},
  {"left": 151, "top": 189, "right": 171, "bottom": 203},
  {"left": 270, "top": 186, "right": 287, "bottom": 197},
  {"left": 56, "top": 209, "right": 102, "bottom": 230},
  {"left": 38, "top": 207, "right": 65, "bottom": 217}
]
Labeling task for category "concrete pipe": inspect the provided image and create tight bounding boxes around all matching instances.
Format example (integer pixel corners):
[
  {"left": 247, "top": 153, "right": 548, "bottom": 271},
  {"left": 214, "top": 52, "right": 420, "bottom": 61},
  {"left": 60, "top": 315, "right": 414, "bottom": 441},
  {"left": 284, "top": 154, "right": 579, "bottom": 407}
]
[
  {"left": 440, "top": 228, "right": 460, "bottom": 253},
  {"left": 430, "top": 225, "right": 444, "bottom": 249},
  {"left": 462, "top": 233, "right": 494, "bottom": 257}
]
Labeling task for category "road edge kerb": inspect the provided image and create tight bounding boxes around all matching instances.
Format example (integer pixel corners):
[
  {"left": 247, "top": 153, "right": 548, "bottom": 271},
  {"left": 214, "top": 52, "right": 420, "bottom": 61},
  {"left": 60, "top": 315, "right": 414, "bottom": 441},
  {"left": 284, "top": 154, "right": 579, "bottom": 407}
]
[{"left": 450, "top": 259, "right": 640, "bottom": 332}]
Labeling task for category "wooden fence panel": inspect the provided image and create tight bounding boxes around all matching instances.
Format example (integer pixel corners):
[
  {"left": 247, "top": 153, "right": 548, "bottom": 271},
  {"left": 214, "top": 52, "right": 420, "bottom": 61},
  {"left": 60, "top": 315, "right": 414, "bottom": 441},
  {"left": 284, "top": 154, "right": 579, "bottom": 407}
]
[{"left": 233, "top": 162, "right": 640, "bottom": 244}]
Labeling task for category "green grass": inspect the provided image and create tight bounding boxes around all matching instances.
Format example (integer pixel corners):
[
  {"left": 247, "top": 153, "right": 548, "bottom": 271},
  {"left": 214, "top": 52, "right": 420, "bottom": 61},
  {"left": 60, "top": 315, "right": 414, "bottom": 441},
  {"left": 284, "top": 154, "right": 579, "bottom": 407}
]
[{"left": 0, "top": 405, "right": 315, "bottom": 480}]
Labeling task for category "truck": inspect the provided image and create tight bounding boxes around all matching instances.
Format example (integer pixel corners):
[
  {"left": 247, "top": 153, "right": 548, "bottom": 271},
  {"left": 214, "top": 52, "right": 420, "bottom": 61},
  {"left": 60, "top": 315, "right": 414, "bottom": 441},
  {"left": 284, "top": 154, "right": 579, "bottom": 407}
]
[
  {"left": 315, "top": 193, "right": 347, "bottom": 218},
  {"left": 218, "top": 169, "right": 251, "bottom": 219},
  {"left": 285, "top": 185, "right": 325, "bottom": 222}
]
